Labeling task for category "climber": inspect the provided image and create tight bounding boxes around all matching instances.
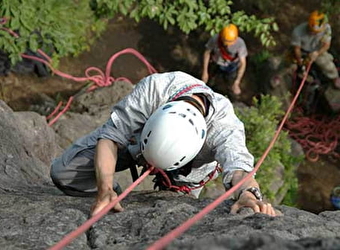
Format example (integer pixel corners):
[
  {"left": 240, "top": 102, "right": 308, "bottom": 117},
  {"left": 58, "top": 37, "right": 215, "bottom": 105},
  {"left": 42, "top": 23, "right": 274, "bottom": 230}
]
[
  {"left": 201, "top": 24, "right": 248, "bottom": 96},
  {"left": 50, "top": 71, "right": 276, "bottom": 217},
  {"left": 291, "top": 10, "right": 340, "bottom": 88}
]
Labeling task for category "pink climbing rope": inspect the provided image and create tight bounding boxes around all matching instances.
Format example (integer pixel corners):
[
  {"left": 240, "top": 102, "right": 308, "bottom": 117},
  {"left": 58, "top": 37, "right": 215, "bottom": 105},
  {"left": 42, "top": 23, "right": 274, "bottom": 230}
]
[
  {"left": 47, "top": 62, "right": 311, "bottom": 248},
  {"left": 146, "top": 62, "right": 313, "bottom": 250},
  {"left": 22, "top": 48, "right": 158, "bottom": 126},
  {"left": 285, "top": 112, "right": 340, "bottom": 161},
  {"left": 49, "top": 166, "right": 155, "bottom": 250},
  {"left": 2, "top": 15, "right": 323, "bottom": 250},
  {"left": 284, "top": 68, "right": 340, "bottom": 161},
  {"left": 22, "top": 47, "right": 157, "bottom": 89},
  {"left": 1, "top": 16, "right": 158, "bottom": 125}
]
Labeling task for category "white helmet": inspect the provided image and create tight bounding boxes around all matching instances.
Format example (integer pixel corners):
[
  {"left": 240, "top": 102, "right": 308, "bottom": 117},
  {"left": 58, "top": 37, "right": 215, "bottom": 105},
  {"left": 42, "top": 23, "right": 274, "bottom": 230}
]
[{"left": 140, "top": 100, "right": 207, "bottom": 171}]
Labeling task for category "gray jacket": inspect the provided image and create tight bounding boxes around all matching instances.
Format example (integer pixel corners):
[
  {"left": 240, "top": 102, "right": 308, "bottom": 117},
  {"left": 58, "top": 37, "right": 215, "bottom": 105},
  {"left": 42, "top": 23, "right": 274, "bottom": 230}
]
[{"left": 62, "top": 71, "right": 254, "bottom": 187}]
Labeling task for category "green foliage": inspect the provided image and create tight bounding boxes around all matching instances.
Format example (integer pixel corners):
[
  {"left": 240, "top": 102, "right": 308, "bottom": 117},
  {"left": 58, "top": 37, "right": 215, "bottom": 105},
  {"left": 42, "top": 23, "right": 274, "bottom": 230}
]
[
  {"left": 321, "top": 1, "right": 340, "bottom": 17},
  {"left": 0, "top": 0, "right": 336, "bottom": 67},
  {"left": 93, "top": 0, "right": 278, "bottom": 47},
  {"left": 235, "top": 95, "right": 301, "bottom": 205},
  {"left": 250, "top": 0, "right": 285, "bottom": 15},
  {"left": 0, "top": 0, "right": 106, "bottom": 65},
  {"left": 249, "top": 50, "right": 273, "bottom": 72},
  {"left": 0, "top": 0, "right": 283, "bottom": 65}
]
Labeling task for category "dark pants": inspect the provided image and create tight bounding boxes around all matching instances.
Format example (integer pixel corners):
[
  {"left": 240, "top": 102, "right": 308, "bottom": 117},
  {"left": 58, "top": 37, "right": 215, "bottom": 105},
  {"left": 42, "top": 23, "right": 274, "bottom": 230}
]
[
  {"left": 50, "top": 146, "right": 136, "bottom": 197},
  {"left": 207, "top": 61, "right": 239, "bottom": 96}
]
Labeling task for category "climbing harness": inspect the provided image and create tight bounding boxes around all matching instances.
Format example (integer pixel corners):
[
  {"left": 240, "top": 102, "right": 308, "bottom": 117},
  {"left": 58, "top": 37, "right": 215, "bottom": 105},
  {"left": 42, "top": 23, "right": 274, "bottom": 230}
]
[
  {"left": 148, "top": 163, "right": 221, "bottom": 194},
  {"left": 217, "top": 36, "right": 238, "bottom": 62}
]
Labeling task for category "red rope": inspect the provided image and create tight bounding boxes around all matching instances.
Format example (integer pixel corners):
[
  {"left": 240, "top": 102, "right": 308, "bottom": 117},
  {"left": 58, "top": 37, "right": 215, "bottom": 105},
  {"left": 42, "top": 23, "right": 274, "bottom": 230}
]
[
  {"left": 285, "top": 112, "right": 340, "bottom": 161},
  {"left": 47, "top": 96, "right": 74, "bottom": 126},
  {"left": 1, "top": 17, "right": 158, "bottom": 125},
  {"left": 3, "top": 15, "right": 329, "bottom": 249},
  {"left": 21, "top": 47, "right": 158, "bottom": 125},
  {"left": 146, "top": 62, "right": 313, "bottom": 250},
  {"left": 0, "top": 17, "right": 19, "bottom": 38},
  {"left": 170, "top": 84, "right": 209, "bottom": 101},
  {"left": 48, "top": 166, "right": 155, "bottom": 250},
  {"left": 47, "top": 63, "right": 310, "bottom": 248},
  {"left": 22, "top": 47, "right": 157, "bottom": 89},
  {"left": 284, "top": 67, "right": 340, "bottom": 161},
  {"left": 46, "top": 101, "right": 62, "bottom": 120}
]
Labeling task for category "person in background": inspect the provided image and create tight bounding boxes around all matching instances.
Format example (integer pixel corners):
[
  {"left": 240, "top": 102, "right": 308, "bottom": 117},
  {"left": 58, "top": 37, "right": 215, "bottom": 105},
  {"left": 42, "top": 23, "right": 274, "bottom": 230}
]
[
  {"left": 291, "top": 10, "right": 340, "bottom": 88},
  {"left": 201, "top": 24, "right": 248, "bottom": 96}
]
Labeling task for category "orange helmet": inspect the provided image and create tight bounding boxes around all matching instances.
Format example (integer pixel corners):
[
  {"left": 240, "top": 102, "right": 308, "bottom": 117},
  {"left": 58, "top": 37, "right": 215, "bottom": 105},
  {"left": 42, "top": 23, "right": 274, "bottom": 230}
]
[
  {"left": 219, "top": 24, "right": 238, "bottom": 46},
  {"left": 308, "top": 11, "right": 327, "bottom": 33}
]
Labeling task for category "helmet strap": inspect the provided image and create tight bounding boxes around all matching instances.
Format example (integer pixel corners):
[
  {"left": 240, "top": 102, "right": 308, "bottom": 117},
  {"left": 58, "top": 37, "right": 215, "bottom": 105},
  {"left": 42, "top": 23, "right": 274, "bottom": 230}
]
[{"left": 174, "top": 95, "right": 206, "bottom": 116}]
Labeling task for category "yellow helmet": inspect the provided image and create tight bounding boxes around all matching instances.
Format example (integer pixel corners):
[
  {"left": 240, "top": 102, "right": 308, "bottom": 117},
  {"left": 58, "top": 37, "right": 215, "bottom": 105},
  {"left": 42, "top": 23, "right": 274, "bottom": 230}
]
[
  {"left": 308, "top": 11, "right": 327, "bottom": 33},
  {"left": 219, "top": 24, "right": 238, "bottom": 46}
]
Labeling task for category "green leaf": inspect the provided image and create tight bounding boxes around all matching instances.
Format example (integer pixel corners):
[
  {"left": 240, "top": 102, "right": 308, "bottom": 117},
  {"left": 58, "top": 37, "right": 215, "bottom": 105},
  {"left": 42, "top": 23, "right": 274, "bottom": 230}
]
[
  {"left": 272, "top": 22, "right": 279, "bottom": 31},
  {"left": 0, "top": 0, "right": 280, "bottom": 64},
  {"left": 29, "top": 34, "right": 38, "bottom": 51}
]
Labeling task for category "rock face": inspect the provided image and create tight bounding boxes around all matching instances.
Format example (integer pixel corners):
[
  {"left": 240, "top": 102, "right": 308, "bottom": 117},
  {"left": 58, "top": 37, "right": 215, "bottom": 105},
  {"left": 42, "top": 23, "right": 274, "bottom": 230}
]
[
  {"left": 0, "top": 100, "right": 61, "bottom": 192},
  {"left": 1, "top": 188, "right": 340, "bottom": 250},
  {"left": 52, "top": 80, "right": 135, "bottom": 149},
  {"left": 0, "top": 98, "right": 339, "bottom": 250},
  {"left": 0, "top": 85, "right": 340, "bottom": 249}
]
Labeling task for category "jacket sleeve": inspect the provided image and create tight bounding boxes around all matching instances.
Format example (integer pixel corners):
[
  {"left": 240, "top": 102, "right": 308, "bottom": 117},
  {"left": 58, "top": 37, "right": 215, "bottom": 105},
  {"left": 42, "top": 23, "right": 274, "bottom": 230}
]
[
  {"left": 205, "top": 35, "right": 217, "bottom": 50},
  {"left": 206, "top": 97, "right": 254, "bottom": 188},
  {"left": 238, "top": 38, "right": 248, "bottom": 58},
  {"left": 291, "top": 26, "right": 302, "bottom": 47},
  {"left": 321, "top": 24, "right": 332, "bottom": 44}
]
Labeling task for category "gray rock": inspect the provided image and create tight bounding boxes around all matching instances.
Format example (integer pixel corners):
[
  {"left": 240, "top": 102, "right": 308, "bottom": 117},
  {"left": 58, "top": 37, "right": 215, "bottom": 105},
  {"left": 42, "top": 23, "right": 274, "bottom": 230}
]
[
  {"left": 0, "top": 101, "right": 58, "bottom": 189},
  {"left": 1, "top": 98, "right": 340, "bottom": 250},
  {"left": 52, "top": 80, "right": 134, "bottom": 149}
]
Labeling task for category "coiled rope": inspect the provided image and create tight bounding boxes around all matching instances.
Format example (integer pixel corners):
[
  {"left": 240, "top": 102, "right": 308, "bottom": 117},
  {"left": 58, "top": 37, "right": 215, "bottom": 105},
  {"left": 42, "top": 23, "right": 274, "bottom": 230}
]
[
  {"left": 285, "top": 111, "right": 340, "bottom": 161},
  {"left": 284, "top": 68, "right": 340, "bottom": 161},
  {"left": 0, "top": 17, "right": 157, "bottom": 126},
  {"left": 22, "top": 47, "right": 157, "bottom": 126}
]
